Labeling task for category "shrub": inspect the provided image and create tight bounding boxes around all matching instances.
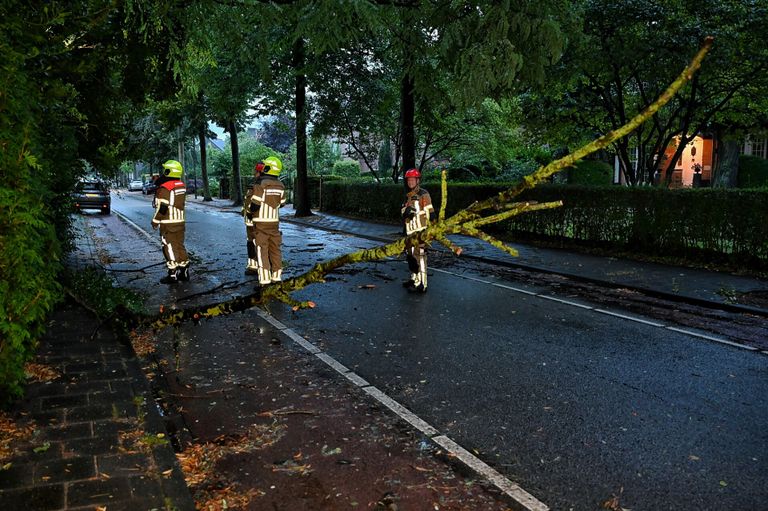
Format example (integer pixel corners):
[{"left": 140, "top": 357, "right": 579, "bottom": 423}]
[
  {"left": 568, "top": 160, "right": 614, "bottom": 185},
  {"left": 737, "top": 155, "right": 768, "bottom": 188},
  {"left": 331, "top": 160, "right": 361, "bottom": 178}
]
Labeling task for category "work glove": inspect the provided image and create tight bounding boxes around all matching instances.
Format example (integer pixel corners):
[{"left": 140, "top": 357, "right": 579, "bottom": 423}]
[
  {"left": 249, "top": 202, "right": 259, "bottom": 213},
  {"left": 402, "top": 206, "right": 416, "bottom": 221}
]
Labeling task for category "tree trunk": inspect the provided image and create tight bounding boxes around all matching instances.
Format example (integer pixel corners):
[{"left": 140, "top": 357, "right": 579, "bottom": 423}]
[
  {"left": 229, "top": 118, "right": 243, "bottom": 206},
  {"left": 198, "top": 126, "right": 212, "bottom": 201},
  {"left": 293, "top": 38, "right": 312, "bottom": 217},
  {"left": 400, "top": 72, "right": 416, "bottom": 178},
  {"left": 713, "top": 137, "right": 740, "bottom": 188}
]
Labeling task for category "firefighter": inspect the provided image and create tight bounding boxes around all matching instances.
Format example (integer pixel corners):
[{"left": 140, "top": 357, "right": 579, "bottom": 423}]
[
  {"left": 151, "top": 159, "right": 190, "bottom": 283},
  {"left": 245, "top": 156, "right": 286, "bottom": 285},
  {"left": 401, "top": 168, "right": 434, "bottom": 293},
  {"left": 243, "top": 162, "right": 265, "bottom": 275}
]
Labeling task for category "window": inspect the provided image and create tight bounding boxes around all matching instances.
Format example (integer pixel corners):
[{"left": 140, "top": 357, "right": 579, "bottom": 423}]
[
  {"left": 751, "top": 137, "right": 767, "bottom": 159},
  {"left": 741, "top": 136, "right": 768, "bottom": 158}
]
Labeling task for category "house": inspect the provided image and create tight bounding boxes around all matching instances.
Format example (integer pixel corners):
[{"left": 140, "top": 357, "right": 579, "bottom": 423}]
[
  {"left": 613, "top": 133, "right": 767, "bottom": 187},
  {"left": 657, "top": 134, "right": 715, "bottom": 187}
]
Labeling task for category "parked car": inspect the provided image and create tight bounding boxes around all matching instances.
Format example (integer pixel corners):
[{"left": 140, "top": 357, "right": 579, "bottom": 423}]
[
  {"left": 142, "top": 180, "right": 157, "bottom": 194},
  {"left": 186, "top": 178, "right": 204, "bottom": 194},
  {"left": 73, "top": 180, "right": 110, "bottom": 214},
  {"left": 127, "top": 179, "right": 144, "bottom": 191}
]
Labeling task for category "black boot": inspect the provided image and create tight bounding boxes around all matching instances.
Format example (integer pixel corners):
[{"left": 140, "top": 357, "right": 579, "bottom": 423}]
[
  {"left": 160, "top": 269, "right": 179, "bottom": 284},
  {"left": 178, "top": 264, "right": 190, "bottom": 281}
]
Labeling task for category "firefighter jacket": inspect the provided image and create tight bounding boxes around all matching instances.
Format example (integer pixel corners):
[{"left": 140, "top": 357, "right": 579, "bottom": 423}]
[
  {"left": 243, "top": 188, "right": 255, "bottom": 227},
  {"left": 402, "top": 187, "right": 434, "bottom": 235},
  {"left": 152, "top": 179, "right": 186, "bottom": 226},
  {"left": 248, "top": 175, "right": 286, "bottom": 223}
]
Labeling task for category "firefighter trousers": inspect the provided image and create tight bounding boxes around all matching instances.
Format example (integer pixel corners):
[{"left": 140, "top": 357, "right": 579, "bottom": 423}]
[
  {"left": 405, "top": 238, "right": 428, "bottom": 289},
  {"left": 160, "top": 223, "right": 189, "bottom": 270},
  {"left": 250, "top": 222, "right": 282, "bottom": 285}
]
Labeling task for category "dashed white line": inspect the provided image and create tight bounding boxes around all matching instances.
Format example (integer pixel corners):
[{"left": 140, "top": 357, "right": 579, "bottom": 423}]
[
  {"left": 342, "top": 371, "right": 370, "bottom": 388},
  {"left": 432, "top": 435, "right": 550, "bottom": 511},
  {"left": 269, "top": 318, "right": 546, "bottom": 511},
  {"left": 593, "top": 309, "right": 665, "bottom": 327},
  {"left": 435, "top": 266, "right": 757, "bottom": 352},
  {"left": 538, "top": 294, "right": 594, "bottom": 309},
  {"left": 665, "top": 327, "right": 757, "bottom": 351},
  {"left": 362, "top": 386, "right": 440, "bottom": 437},
  {"left": 315, "top": 352, "right": 351, "bottom": 375}
]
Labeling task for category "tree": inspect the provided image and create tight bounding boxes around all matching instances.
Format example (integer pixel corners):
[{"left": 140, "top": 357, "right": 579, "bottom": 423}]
[
  {"left": 522, "top": 0, "right": 768, "bottom": 186},
  {"left": 179, "top": 2, "right": 269, "bottom": 206},
  {"left": 390, "top": 1, "right": 570, "bottom": 178},
  {"left": 259, "top": 115, "right": 296, "bottom": 153},
  {"left": 311, "top": 38, "right": 400, "bottom": 183},
  {"left": 1, "top": 0, "right": 180, "bottom": 401}
]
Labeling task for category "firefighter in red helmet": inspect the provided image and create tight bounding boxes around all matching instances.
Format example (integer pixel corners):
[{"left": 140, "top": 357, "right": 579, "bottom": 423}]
[
  {"left": 401, "top": 168, "right": 434, "bottom": 292},
  {"left": 244, "top": 156, "right": 286, "bottom": 285},
  {"left": 243, "top": 162, "right": 265, "bottom": 275}
]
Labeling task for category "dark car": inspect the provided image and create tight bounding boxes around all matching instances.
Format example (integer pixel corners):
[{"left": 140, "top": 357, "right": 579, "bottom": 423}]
[
  {"left": 73, "top": 181, "right": 110, "bottom": 214},
  {"left": 142, "top": 180, "right": 157, "bottom": 195},
  {"left": 186, "top": 178, "right": 204, "bottom": 194}
]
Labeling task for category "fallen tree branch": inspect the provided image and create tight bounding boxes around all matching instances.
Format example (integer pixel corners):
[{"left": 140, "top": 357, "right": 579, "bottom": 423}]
[{"left": 119, "top": 38, "right": 713, "bottom": 331}]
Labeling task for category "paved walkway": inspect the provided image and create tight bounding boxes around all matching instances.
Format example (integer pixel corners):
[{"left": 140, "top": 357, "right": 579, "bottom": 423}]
[
  {"left": 0, "top": 219, "right": 195, "bottom": 511},
  {"left": 188, "top": 195, "right": 768, "bottom": 316}
]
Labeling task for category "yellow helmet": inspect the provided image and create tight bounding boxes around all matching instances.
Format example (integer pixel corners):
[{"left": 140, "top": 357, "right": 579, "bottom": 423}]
[
  {"left": 262, "top": 156, "right": 282, "bottom": 176},
  {"left": 162, "top": 160, "right": 183, "bottom": 178}
]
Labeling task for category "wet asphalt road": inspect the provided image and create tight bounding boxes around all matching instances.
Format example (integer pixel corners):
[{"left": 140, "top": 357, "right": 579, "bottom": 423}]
[{"left": 111, "top": 191, "right": 768, "bottom": 511}]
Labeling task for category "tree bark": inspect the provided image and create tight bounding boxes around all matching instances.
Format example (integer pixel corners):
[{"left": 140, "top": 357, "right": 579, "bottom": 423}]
[
  {"left": 713, "top": 136, "right": 740, "bottom": 188},
  {"left": 198, "top": 126, "right": 212, "bottom": 201},
  {"left": 293, "top": 38, "right": 312, "bottom": 217},
  {"left": 400, "top": 72, "right": 416, "bottom": 178},
  {"left": 228, "top": 118, "right": 243, "bottom": 206}
]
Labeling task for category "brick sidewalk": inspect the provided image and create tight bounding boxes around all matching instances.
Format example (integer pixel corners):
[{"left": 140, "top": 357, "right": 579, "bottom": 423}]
[
  {"left": 0, "top": 300, "right": 194, "bottom": 511},
  {"left": 0, "top": 216, "right": 194, "bottom": 511}
]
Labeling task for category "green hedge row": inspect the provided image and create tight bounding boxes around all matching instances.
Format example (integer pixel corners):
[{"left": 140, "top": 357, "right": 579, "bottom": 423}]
[
  {"left": 738, "top": 155, "right": 768, "bottom": 188},
  {"left": 1, "top": 56, "right": 62, "bottom": 403},
  {"left": 320, "top": 182, "right": 768, "bottom": 269}
]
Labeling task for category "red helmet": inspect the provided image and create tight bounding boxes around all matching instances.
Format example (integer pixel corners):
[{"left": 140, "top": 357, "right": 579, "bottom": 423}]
[{"left": 404, "top": 168, "right": 421, "bottom": 179}]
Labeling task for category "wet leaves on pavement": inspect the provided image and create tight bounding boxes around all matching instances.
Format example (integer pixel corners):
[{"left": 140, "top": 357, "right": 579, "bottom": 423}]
[
  {"left": 24, "top": 362, "right": 60, "bottom": 382},
  {"left": 0, "top": 412, "right": 35, "bottom": 461}
]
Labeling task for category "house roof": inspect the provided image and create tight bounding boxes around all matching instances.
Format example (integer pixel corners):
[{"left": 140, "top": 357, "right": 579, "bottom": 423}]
[{"left": 207, "top": 138, "right": 226, "bottom": 151}]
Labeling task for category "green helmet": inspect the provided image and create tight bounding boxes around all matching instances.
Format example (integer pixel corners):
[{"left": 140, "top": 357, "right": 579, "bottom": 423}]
[
  {"left": 162, "top": 159, "right": 183, "bottom": 178},
  {"left": 262, "top": 156, "right": 282, "bottom": 176}
]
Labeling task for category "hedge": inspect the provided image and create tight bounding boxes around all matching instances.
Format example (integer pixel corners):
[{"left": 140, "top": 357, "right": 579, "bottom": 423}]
[
  {"left": 568, "top": 160, "right": 614, "bottom": 185},
  {"left": 320, "top": 182, "right": 768, "bottom": 270},
  {"left": 738, "top": 155, "right": 768, "bottom": 188}
]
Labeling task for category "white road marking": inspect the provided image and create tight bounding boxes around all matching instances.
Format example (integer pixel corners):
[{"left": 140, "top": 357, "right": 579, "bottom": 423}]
[
  {"left": 539, "top": 294, "right": 594, "bottom": 309},
  {"left": 115, "top": 211, "right": 160, "bottom": 246},
  {"left": 435, "top": 266, "right": 758, "bottom": 352},
  {"left": 665, "top": 327, "right": 758, "bottom": 351},
  {"left": 432, "top": 435, "right": 550, "bottom": 511},
  {"left": 315, "top": 352, "right": 351, "bottom": 375},
  {"left": 362, "top": 386, "right": 440, "bottom": 437},
  {"left": 268, "top": 318, "right": 548, "bottom": 511},
  {"left": 593, "top": 309, "right": 665, "bottom": 327}
]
